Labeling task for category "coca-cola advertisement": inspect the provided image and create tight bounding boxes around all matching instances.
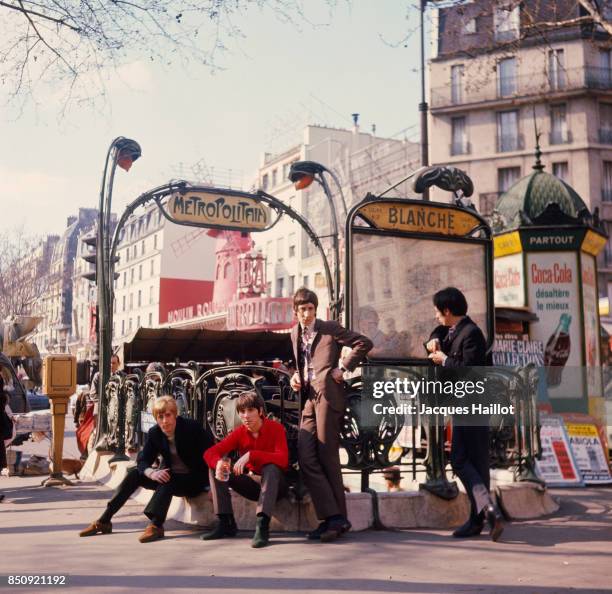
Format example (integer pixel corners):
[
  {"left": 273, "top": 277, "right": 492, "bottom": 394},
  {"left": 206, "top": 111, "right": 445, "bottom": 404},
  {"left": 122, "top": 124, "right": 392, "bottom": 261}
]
[
  {"left": 494, "top": 253, "right": 525, "bottom": 307},
  {"left": 581, "top": 253, "right": 603, "bottom": 398},
  {"left": 526, "top": 252, "right": 583, "bottom": 400}
]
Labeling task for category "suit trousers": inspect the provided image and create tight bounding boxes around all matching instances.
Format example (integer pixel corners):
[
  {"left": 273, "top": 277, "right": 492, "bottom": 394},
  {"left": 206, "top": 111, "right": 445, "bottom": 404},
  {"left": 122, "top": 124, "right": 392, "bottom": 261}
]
[
  {"left": 101, "top": 467, "right": 205, "bottom": 526},
  {"left": 298, "top": 390, "right": 346, "bottom": 520},
  {"left": 450, "top": 425, "right": 492, "bottom": 522},
  {"left": 208, "top": 464, "right": 287, "bottom": 517}
]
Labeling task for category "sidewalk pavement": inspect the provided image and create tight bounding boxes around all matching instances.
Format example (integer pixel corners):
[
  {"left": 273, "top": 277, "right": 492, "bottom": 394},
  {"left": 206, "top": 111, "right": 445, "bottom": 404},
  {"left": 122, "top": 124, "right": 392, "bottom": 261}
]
[
  {"left": 1, "top": 421, "right": 611, "bottom": 593},
  {"left": 1, "top": 467, "right": 611, "bottom": 594}
]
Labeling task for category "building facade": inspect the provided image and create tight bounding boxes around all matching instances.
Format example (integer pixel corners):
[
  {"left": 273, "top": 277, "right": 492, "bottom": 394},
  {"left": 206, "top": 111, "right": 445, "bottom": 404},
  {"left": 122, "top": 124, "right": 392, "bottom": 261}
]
[
  {"left": 256, "top": 123, "right": 420, "bottom": 317},
  {"left": 429, "top": 0, "right": 612, "bottom": 316}
]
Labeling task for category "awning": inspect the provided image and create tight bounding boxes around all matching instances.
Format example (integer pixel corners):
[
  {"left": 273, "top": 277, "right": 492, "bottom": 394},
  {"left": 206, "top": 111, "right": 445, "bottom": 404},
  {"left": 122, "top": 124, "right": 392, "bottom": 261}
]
[
  {"left": 119, "top": 327, "right": 293, "bottom": 364},
  {"left": 495, "top": 307, "right": 539, "bottom": 323}
]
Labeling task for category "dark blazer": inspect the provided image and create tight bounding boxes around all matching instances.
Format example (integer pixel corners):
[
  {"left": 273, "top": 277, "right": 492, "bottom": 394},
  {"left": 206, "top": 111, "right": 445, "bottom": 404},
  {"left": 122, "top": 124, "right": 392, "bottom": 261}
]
[
  {"left": 430, "top": 316, "right": 487, "bottom": 367},
  {"left": 137, "top": 416, "right": 211, "bottom": 485},
  {"left": 291, "top": 319, "right": 373, "bottom": 411}
]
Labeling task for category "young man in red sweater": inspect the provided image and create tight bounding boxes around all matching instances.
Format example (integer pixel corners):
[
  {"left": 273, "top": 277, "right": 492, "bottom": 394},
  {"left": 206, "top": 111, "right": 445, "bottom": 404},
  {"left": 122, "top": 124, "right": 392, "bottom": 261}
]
[{"left": 202, "top": 390, "right": 289, "bottom": 548}]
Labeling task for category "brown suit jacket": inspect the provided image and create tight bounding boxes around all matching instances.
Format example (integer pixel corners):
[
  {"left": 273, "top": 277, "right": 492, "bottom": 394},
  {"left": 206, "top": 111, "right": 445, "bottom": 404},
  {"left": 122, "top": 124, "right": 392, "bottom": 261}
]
[{"left": 291, "top": 319, "right": 373, "bottom": 411}]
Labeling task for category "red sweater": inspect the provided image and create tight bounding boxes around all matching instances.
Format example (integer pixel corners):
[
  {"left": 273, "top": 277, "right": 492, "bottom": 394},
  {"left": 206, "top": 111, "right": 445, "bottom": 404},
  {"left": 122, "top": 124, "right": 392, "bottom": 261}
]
[{"left": 204, "top": 417, "right": 289, "bottom": 474}]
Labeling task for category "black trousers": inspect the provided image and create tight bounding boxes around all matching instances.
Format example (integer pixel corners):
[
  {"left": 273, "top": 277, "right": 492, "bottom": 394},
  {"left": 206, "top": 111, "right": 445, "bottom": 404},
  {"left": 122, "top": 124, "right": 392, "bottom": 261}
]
[
  {"left": 101, "top": 467, "right": 206, "bottom": 527},
  {"left": 450, "top": 425, "right": 491, "bottom": 523}
]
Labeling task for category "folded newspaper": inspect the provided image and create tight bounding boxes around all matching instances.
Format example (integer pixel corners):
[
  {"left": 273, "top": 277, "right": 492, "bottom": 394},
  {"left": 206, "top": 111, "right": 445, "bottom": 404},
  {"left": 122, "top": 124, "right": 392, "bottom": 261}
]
[{"left": 12, "top": 410, "right": 52, "bottom": 434}]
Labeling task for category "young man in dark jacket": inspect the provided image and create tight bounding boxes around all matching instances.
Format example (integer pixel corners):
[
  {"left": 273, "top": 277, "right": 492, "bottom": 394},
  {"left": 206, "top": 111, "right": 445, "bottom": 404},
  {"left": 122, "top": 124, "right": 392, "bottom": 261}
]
[
  {"left": 79, "top": 396, "right": 211, "bottom": 543},
  {"left": 426, "top": 286, "right": 504, "bottom": 542}
]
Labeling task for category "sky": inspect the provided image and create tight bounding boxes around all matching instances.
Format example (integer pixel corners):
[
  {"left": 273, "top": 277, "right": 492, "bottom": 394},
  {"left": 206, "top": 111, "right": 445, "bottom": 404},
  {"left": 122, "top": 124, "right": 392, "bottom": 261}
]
[{"left": 0, "top": 1, "right": 427, "bottom": 237}]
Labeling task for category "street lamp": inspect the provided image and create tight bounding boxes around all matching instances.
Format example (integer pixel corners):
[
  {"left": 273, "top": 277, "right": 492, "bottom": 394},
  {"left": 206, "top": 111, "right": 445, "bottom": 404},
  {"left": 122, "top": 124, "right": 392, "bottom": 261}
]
[
  {"left": 419, "top": 0, "right": 430, "bottom": 201},
  {"left": 95, "top": 137, "right": 141, "bottom": 452}
]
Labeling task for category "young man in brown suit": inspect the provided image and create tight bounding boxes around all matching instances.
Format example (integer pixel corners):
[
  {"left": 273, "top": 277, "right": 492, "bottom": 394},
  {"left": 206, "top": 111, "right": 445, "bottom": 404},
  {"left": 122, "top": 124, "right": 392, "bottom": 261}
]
[{"left": 290, "top": 288, "right": 373, "bottom": 543}]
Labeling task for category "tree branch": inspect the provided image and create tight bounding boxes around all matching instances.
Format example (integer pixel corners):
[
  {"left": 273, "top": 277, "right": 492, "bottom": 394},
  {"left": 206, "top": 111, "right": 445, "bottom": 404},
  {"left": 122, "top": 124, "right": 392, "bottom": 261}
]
[{"left": 0, "top": 0, "right": 81, "bottom": 32}]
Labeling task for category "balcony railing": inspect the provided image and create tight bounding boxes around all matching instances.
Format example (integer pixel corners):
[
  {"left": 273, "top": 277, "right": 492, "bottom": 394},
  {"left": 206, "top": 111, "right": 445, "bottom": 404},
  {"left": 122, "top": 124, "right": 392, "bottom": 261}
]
[
  {"left": 431, "top": 66, "right": 612, "bottom": 110},
  {"left": 497, "top": 134, "right": 524, "bottom": 153},
  {"left": 450, "top": 140, "right": 471, "bottom": 156},
  {"left": 549, "top": 129, "right": 573, "bottom": 145}
]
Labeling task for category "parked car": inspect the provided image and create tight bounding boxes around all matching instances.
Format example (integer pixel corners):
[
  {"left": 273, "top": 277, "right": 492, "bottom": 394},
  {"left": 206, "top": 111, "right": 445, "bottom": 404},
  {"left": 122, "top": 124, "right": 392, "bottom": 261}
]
[{"left": 26, "top": 390, "right": 50, "bottom": 411}]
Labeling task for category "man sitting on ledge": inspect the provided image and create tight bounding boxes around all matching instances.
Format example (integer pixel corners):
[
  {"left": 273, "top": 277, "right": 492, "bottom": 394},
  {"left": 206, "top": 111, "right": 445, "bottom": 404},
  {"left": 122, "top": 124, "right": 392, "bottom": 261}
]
[
  {"left": 79, "top": 396, "right": 211, "bottom": 543},
  {"left": 202, "top": 390, "right": 289, "bottom": 548}
]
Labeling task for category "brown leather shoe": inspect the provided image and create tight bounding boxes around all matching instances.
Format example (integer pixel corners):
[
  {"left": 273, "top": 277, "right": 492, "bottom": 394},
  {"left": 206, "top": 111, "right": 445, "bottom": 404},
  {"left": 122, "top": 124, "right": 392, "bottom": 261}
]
[
  {"left": 139, "top": 524, "right": 164, "bottom": 543},
  {"left": 79, "top": 520, "right": 112, "bottom": 537}
]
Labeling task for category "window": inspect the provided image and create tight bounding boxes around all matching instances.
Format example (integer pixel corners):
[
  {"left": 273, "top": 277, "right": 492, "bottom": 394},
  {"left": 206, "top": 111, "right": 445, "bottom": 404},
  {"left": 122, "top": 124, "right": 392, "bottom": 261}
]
[
  {"left": 282, "top": 163, "right": 289, "bottom": 181},
  {"left": 150, "top": 260, "right": 155, "bottom": 276},
  {"left": 137, "top": 315, "right": 140, "bottom": 328},
  {"left": 548, "top": 49, "right": 565, "bottom": 90},
  {"left": 148, "top": 312, "right": 153, "bottom": 326},
  {"left": 498, "top": 167, "right": 521, "bottom": 193},
  {"left": 498, "top": 57, "right": 517, "bottom": 97},
  {"left": 262, "top": 174, "right": 269, "bottom": 190},
  {"left": 602, "top": 161, "right": 612, "bottom": 202},
  {"left": 272, "top": 169, "right": 277, "bottom": 187},
  {"left": 289, "top": 275, "right": 295, "bottom": 295},
  {"left": 303, "top": 275, "right": 309, "bottom": 288},
  {"left": 552, "top": 162, "right": 568, "bottom": 182},
  {"left": 153, "top": 234, "right": 158, "bottom": 249},
  {"left": 141, "top": 240, "right": 145, "bottom": 255},
  {"left": 277, "top": 237, "right": 284, "bottom": 261},
  {"left": 288, "top": 233, "right": 296, "bottom": 258},
  {"left": 450, "top": 64, "right": 464, "bottom": 104},
  {"left": 598, "top": 49, "right": 612, "bottom": 88},
  {"left": 451, "top": 116, "right": 468, "bottom": 155},
  {"left": 129, "top": 293, "right": 133, "bottom": 309},
  {"left": 122, "top": 295, "right": 126, "bottom": 312},
  {"left": 130, "top": 268, "right": 135, "bottom": 283},
  {"left": 149, "top": 286, "right": 154, "bottom": 304},
  {"left": 497, "top": 110, "right": 520, "bottom": 152},
  {"left": 126, "top": 248, "right": 130, "bottom": 263},
  {"left": 605, "top": 223, "right": 612, "bottom": 266},
  {"left": 133, "top": 245, "right": 137, "bottom": 258},
  {"left": 276, "top": 277, "right": 285, "bottom": 297},
  {"left": 121, "top": 320, "right": 125, "bottom": 335},
  {"left": 600, "top": 104, "right": 612, "bottom": 143},
  {"left": 129, "top": 318, "right": 133, "bottom": 332},
  {"left": 266, "top": 281, "right": 272, "bottom": 295},
  {"left": 139, "top": 264, "right": 143, "bottom": 281},
  {"left": 494, "top": 3, "right": 519, "bottom": 41},
  {"left": 138, "top": 290, "right": 141, "bottom": 307},
  {"left": 550, "top": 104, "right": 569, "bottom": 144},
  {"left": 123, "top": 271, "right": 127, "bottom": 287}
]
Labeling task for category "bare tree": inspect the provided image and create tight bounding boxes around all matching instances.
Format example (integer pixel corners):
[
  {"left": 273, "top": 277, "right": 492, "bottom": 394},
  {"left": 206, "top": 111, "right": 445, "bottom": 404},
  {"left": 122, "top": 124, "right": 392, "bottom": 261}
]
[
  {"left": 0, "top": 0, "right": 337, "bottom": 115},
  {"left": 0, "top": 227, "right": 54, "bottom": 322}
]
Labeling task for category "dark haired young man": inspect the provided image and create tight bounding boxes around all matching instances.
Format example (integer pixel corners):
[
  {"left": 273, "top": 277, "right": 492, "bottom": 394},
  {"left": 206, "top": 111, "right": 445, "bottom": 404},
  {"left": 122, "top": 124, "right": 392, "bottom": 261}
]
[
  {"left": 426, "top": 286, "right": 504, "bottom": 542},
  {"left": 290, "top": 287, "right": 373, "bottom": 543},
  {"left": 202, "top": 390, "right": 289, "bottom": 548}
]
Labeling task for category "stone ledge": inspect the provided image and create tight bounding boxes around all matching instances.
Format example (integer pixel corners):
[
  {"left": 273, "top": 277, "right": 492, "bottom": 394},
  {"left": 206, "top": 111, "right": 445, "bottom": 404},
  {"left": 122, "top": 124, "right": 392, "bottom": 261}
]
[
  {"left": 82, "top": 452, "right": 558, "bottom": 531},
  {"left": 496, "top": 482, "right": 560, "bottom": 520}
]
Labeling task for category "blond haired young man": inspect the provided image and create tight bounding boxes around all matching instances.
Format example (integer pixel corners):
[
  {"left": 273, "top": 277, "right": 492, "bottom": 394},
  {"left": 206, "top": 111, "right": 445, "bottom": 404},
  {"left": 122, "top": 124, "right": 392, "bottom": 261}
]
[{"left": 79, "top": 396, "right": 211, "bottom": 543}]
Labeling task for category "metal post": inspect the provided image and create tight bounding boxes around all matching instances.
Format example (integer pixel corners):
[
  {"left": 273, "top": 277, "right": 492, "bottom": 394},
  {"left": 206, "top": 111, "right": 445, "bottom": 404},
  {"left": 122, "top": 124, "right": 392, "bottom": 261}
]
[
  {"left": 419, "top": 0, "right": 430, "bottom": 201},
  {"left": 109, "top": 378, "right": 129, "bottom": 463},
  {"left": 318, "top": 174, "right": 341, "bottom": 320}
]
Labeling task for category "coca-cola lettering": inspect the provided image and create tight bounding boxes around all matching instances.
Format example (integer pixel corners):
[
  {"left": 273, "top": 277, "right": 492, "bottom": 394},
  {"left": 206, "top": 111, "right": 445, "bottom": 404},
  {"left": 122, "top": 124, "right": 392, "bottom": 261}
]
[
  {"left": 531, "top": 263, "right": 572, "bottom": 284},
  {"left": 494, "top": 267, "right": 521, "bottom": 288}
]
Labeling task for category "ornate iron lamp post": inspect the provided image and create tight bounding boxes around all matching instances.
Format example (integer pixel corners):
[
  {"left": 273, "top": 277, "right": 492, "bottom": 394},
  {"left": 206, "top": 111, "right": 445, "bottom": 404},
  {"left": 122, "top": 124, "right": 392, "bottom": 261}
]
[
  {"left": 95, "top": 137, "right": 141, "bottom": 450},
  {"left": 288, "top": 160, "right": 344, "bottom": 319}
]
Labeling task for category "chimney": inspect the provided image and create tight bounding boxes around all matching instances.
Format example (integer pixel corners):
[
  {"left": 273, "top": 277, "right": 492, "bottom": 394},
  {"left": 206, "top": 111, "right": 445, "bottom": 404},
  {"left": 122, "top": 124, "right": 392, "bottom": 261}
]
[
  {"left": 372, "top": 123, "right": 377, "bottom": 135},
  {"left": 352, "top": 113, "right": 360, "bottom": 134},
  {"left": 66, "top": 215, "right": 77, "bottom": 227}
]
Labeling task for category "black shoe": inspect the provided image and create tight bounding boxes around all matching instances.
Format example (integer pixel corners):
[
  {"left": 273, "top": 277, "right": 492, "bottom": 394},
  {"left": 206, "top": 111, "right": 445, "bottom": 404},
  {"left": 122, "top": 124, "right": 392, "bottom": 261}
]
[
  {"left": 307, "top": 521, "right": 328, "bottom": 540},
  {"left": 320, "top": 517, "right": 348, "bottom": 543},
  {"left": 452, "top": 518, "right": 484, "bottom": 538},
  {"left": 201, "top": 515, "right": 238, "bottom": 541},
  {"left": 251, "top": 515, "right": 270, "bottom": 548},
  {"left": 485, "top": 504, "right": 505, "bottom": 542}
]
